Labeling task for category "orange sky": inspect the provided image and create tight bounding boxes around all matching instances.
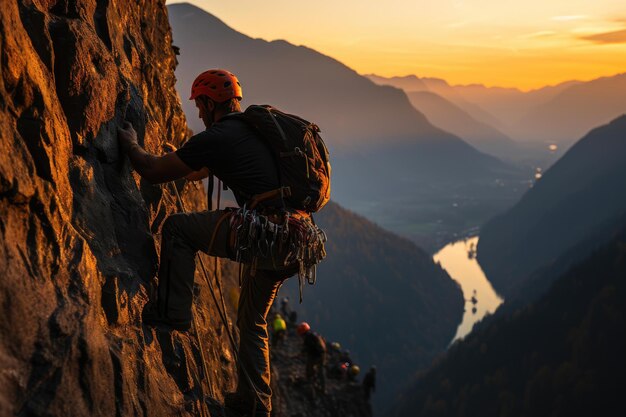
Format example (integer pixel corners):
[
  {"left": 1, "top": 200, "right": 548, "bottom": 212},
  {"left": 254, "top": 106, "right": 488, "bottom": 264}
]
[{"left": 168, "top": 0, "right": 626, "bottom": 90}]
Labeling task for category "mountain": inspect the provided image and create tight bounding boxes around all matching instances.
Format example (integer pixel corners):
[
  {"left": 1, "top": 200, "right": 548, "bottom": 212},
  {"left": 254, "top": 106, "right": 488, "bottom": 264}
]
[
  {"left": 367, "top": 72, "right": 626, "bottom": 150},
  {"left": 169, "top": 5, "right": 444, "bottom": 147},
  {"left": 405, "top": 91, "right": 518, "bottom": 158},
  {"left": 513, "top": 73, "right": 626, "bottom": 145},
  {"left": 387, "top": 229, "right": 626, "bottom": 417},
  {"left": 452, "top": 81, "right": 578, "bottom": 129},
  {"left": 278, "top": 202, "right": 464, "bottom": 413},
  {"left": 168, "top": 3, "right": 525, "bottom": 250},
  {"left": 477, "top": 115, "right": 626, "bottom": 297},
  {"left": 365, "top": 74, "right": 431, "bottom": 93},
  {"left": 366, "top": 74, "right": 511, "bottom": 130},
  {"left": 496, "top": 211, "right": 626, "bottom": 314},
  {"left": 366, "top": 74, "right": 578, "bottom": 130}
]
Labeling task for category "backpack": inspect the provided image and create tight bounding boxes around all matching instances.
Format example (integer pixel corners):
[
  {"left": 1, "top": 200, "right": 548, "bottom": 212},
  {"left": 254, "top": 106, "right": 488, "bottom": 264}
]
[
  {"left": 305, "top": 331, "right": 327, "bottom": 356},
  {"left": 315, "top": 333, "right": 327, "bottom": 355},
  {"left": 228, "top": 105, "right": 331, "bottom": 213}
]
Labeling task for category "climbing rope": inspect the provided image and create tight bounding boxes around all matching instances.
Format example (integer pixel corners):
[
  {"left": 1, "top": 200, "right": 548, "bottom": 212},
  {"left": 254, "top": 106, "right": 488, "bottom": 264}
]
[
  {"left": 169, "top": 180, "right": 267, "bottom": 416},
  {"left": 167, "top": 182, "right": 212, "bottom": 417}
]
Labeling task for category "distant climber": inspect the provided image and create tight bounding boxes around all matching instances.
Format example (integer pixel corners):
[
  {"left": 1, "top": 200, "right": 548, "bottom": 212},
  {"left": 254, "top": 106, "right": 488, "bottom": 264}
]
[
  {"left": 329, "top": 341, "right": 342, "bottom": 355},
  {"left": 117, "top": 69, "right": 330, "bottom": 417},
  {"left": 297, "top": 322, "right": 327, "bottom": 395},
  {"left": 348, "top": 364, "right": 361, "bottom": 382},
  {"left": 363, "top": 366, "right": 376, "bottom": 401},
  {"left": 280, "top": 296, "right": 290, "bottom": 317},
  {"left": 289, "top": 310, "right": 298, "bottom": 327},
  {"left": 339, "top": 349, "right": 353, "bottom": 366},
  {"left": 271, "top": 313, "right": 287, "bottom": 347}
]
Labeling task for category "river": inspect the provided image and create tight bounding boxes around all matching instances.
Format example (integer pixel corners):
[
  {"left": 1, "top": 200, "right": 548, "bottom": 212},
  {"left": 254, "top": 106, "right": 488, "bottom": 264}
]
[{"left": 433, "top": 236, "right": 503, "bottom": 343}]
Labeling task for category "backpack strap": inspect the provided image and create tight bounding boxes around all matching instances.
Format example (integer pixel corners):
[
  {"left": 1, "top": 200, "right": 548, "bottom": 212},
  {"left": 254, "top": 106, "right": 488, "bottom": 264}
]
[
  {"left": 207, "top": 174, "right": 214, "bottom": 211},
  {"left": 247, "top": 186, "right": 292, "bottom": 210}
]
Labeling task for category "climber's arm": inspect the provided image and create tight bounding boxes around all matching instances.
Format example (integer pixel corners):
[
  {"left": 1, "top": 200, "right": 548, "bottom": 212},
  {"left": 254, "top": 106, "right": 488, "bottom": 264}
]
[
  {"left": 162, "top": 142, "right": 211, "bottom": 181},
  {"left": 118, "top": 122, "right": 192, "bottom": 184},
  {"left": 185, "top": 167, "right": 210, "bottom": 181}
]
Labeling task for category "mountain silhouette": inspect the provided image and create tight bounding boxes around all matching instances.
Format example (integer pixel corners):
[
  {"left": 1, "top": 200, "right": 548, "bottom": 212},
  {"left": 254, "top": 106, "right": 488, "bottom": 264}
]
[
  {"left": 387, "top": 229, "right": 626, "bottom": 417},
  {"left": 169, "top": 4, "right": 440, "bottom": 147},
  {"left": 366, "top": 74, "right": 505, "bottom": 129},
  {"left": 278, "top": 202, "right": 464, "bottom": 413},
  {"left": 513, "top": 73, "right": 626, "bottom": 145},
  {"left": 368, "top": 72, "right": 626, "bottom": 151},
  {"left": 405, "top": 90, "right": 518, "bottom": 158},
  {"left": 478, "top": 115, "right": 626, "bottom": 297}
]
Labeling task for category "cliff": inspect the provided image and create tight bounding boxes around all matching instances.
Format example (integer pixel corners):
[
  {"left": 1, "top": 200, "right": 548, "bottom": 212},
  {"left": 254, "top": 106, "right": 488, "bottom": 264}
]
[
  {"left": 0, "top": 0, "right": 245, "bottom": 415},
  {"left": 0, "top": 1, "right": 377, "bottom": 416}
]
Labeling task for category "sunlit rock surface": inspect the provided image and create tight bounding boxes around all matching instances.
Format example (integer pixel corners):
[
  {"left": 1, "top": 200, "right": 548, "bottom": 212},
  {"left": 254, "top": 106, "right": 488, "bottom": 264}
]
[{"left": 0, "top": 1, "right": 240, "bottom": 415}]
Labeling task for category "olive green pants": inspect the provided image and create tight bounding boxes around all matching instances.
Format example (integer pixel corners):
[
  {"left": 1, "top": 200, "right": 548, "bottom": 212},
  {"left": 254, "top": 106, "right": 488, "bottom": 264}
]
[{"left": 156, "top": 210, "right": 293, "bottom": 412}]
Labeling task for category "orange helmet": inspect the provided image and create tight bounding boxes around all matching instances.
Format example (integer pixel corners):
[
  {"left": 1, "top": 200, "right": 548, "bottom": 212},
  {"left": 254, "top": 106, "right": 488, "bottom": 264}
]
[
  {"left": 189, "top": 69, "right": 242, "bottom": 102},
  {"left": 296, "top": 322, "right": 311, "bottom": 336}
]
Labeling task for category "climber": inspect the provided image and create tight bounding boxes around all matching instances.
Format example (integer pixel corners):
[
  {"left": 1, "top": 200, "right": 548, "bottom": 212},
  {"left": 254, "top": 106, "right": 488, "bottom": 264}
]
[
  {"left": 271, "top": 313, "right": 287, "bottom": 347},
  {"left": 117, "top": 68, "right": 327, "bottom": 417},
  {"left": 339, "top": 349, "right": 353, "bottom": 367},
  {"left": 329, "top": 341, "right": 342, "bottom": 354},
  {"left": 288, "top": 310, "right": 298, "bottom": 327},
  {"left": 297, "top": 322, "right": 327, "bottom": 395},
  {"left": 280, "top": 296, "right": 290, "bottom": 318},
  {"left": 348, "top": 364, "right": 360, "bottom": 382},
  {"left": 363, "top": 366, "right": 376, "bottom": 401}
]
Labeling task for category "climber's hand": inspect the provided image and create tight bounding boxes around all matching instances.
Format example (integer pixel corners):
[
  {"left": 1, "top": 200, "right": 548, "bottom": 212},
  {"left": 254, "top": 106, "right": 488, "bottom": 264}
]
[
  {"left": 162, "top": 142, "right": 177, "bottom": 153},
  {"left": 118, "top": 121, "right": 139, "bottom": 153}
]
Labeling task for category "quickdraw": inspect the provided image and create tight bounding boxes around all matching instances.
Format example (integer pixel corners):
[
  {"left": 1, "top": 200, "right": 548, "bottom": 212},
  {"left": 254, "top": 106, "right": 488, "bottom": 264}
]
[{"left": 230, "top": 207, "right": 327, "bottom": 302}]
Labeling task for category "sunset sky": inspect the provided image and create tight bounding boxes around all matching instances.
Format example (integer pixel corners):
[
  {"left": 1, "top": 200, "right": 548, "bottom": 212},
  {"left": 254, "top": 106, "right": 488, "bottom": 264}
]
[{"left": 168, "top": 0, "right": 626, "bottom": 90}]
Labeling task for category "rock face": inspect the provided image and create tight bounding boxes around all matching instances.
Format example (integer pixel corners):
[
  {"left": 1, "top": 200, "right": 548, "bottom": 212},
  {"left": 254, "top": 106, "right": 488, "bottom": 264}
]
[
  {"left": 0, "top": 1, "right": 239, "bottom": 416},
  {"left": 0, "top": 2, "right": 372, "bottom": 417},
  {"left": 270, "top": 321, "right": 373, "bottom": 417}
]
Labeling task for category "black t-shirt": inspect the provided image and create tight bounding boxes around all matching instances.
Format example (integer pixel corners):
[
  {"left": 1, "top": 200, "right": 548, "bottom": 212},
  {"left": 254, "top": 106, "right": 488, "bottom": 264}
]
[{"left": 175, "top": 117, "right": 279, "bottom": 206}]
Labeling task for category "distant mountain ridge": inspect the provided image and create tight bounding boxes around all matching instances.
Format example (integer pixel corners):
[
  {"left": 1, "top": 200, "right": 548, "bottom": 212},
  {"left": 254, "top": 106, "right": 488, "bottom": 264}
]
[
  {"left": 513, "top": 73, "right": 626, "bottom": 145},
  {"left": 367, "top": 73, "right": 626, "bottom": 148},
  {"left": 405, "top": 90, "right": 518, "bottom": 157},
  {"left": 477, "top": 115, "right": 626, "bottom": 297}
]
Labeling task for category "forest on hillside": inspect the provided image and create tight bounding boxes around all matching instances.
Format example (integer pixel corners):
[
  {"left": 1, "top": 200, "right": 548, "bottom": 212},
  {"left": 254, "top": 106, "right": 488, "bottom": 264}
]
[{"left": 389, "top": 233, "right": 626, "bottom": 417}]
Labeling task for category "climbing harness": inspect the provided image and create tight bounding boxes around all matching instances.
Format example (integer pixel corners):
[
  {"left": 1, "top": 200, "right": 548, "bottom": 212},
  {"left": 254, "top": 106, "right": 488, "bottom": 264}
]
[{"left": 230, "top": 206, "right": 327, "bottom": 302}]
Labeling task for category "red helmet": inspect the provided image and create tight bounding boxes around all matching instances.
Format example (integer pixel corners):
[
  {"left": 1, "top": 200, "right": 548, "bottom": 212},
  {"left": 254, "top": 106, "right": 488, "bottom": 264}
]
[
  {"left": 189, "top": 69, "right": 242, "bottom": 102},
  {"left": 296, "top": 322, "right": 311, "bottom": 336}
]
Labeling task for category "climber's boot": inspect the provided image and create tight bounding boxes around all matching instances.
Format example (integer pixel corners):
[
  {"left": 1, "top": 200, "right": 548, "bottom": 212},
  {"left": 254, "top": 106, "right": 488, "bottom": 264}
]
[{"left": 141, "top": 301, "right": 191, "bottom": 332}]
